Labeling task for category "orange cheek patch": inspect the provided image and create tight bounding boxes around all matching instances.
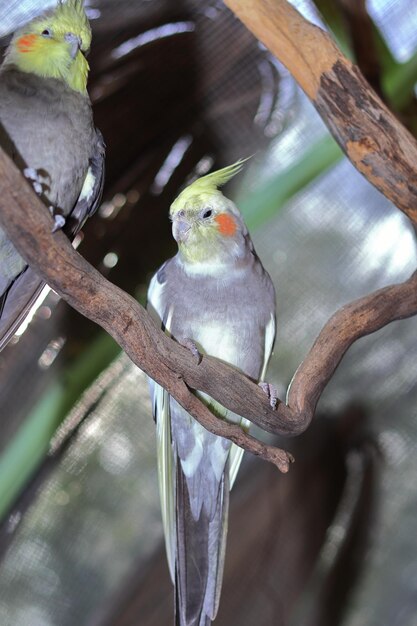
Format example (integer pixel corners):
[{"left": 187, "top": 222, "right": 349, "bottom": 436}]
[
  {"left": 215, "top": 213, "right": 237, "bottom": 236},
  {"left": 17, "top": 34, "right": 39, "bottom": 53}
]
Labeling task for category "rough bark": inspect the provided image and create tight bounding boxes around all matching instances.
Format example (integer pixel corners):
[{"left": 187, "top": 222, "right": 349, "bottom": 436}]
[
  {"left": 223, "top": 0, "right": 417, "bottom": 226},
  {"left": 1, "top": 149, "right": 417, "bottom": 471},
  {"left": 1, "top": 0, "right": 417, "bottom": 470}
]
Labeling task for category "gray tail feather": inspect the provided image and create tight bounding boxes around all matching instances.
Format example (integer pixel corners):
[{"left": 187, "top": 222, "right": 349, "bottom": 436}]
[
  {"left": 0, "top": 267, "right": 45, "bottom": 351},
  {"left": 175, "top": 462, "right": 229, "bottom": 626}
]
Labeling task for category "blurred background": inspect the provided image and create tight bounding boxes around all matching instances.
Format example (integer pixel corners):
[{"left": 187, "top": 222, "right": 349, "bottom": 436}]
[{"left": 0, "top": 0, "right": 417, "bottom": 624}]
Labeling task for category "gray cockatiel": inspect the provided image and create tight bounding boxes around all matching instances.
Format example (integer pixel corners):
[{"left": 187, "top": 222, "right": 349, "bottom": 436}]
[
  {"left": 147, "top": 161, "right": 276, "bottom": 626},
  {"left": 0, "top": 0, "right": 104, "bottom": 349}
]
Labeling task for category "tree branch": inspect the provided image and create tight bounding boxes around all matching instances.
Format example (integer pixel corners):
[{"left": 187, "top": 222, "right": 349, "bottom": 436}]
[
  {"left": 1, "top": 149, "right": 417, "bottom": 472},
  {"left": 0, "top": 148, "right": 297, "bottom": 472},
  {"left": 287, "top": 271, "right": 417, "bottom": 418},
  {"left": 2, "top": 0, "right": 417, "bottom": 472},
  {"left": 336, "top": 0, "right": 384, "bottom": 96},
  {"left": 223, "top": 0, "right": 417, "bottom": 226}
]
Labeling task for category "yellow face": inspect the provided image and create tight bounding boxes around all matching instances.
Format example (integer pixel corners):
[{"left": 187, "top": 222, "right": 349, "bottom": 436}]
[
  {"left": 169, "top": 161, "right": 248, "bottom": 264},
  {"left": 171, "top": 194, "right": 241, "bottom": 264},
  {"left": 7, "top": 1, "right": 91, "bottom": 93}
]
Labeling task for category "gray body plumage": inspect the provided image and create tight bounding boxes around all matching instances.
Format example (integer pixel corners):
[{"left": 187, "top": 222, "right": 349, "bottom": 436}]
[
  {"left": 154, "top": 248, "right": 273, "bottom": 379},
  {"left": 0, "top": 65, "right": 104, "bottom": 348},
  {"left": 148, "top": 242, "right": 276, "bottom": 626}
]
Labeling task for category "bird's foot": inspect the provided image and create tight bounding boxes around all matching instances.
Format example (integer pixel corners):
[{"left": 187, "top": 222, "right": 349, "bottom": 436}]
[
  {"left": 24, "top": 167, "right": 44, "bottom": 196},
  {"left": 48, "top": 206, "right": 66, "bottom": 233},
  {"left": 24, "top": 167, "right": 51, "bottom": 197},
  {"left": 181, "top": 338, "right": 202, "bottom": 365},
  {"left": 259, "top": 381, "right": 278, "bottom": 409}
]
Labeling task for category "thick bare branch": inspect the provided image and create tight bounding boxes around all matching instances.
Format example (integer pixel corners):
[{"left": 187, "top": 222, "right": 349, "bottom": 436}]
[
  {"left": 287, "top": 271, "right": 417, "bottom": 418},
  {"left": 336, "top": 0, "right": 384, "bottom": 96},
  {"left": 2, "top": 2, "right": 417, "bottom": 472},
  {"left": 1, "top": 149, "right": 417, "bottom": 472},
  {"left": 0, "top": 147, "right": 297, "bottom": 471},
  {"left": 223, "top": 0, "right": 417, "bottom": 226}
]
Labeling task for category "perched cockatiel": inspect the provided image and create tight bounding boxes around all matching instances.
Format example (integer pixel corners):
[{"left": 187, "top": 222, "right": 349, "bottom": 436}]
[
  {"left": 0, "top": 0, "right": 104, "bottom": 349},
  {"left": 147, "top": 161, "right": 276, "bottom": 626}
]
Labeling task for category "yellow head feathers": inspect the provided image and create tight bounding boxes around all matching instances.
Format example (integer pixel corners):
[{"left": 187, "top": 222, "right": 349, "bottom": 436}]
[
  {"left": 51, "top": 0, "right": 91, "bottom": 52},
  {"left": 170, "top": 159, "right": 248, "bottom": 217},
  {"left": 5, "top": 0, "right": 91, "bottom": 94}
]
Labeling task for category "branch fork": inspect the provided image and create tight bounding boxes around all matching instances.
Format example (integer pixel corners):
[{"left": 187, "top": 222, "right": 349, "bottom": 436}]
[{"left": 1, "top": 0, "right": 417, "bottom": 471}]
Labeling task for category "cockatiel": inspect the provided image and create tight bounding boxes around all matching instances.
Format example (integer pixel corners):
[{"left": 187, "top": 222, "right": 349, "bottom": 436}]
[
  {"left": 147, "top": 162, "right": 276, "bottom": 626},
  {"left": 0, "top": 0, "right": 104, "bottom": 349}
]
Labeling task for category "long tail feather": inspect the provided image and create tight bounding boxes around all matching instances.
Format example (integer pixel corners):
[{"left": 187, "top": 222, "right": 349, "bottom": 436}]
[
  {"left": 0, "top": 267, "right": 45, "bottom": 351},
  {"left": 175, "top": 461, "right": 229, "bottom": 626}
]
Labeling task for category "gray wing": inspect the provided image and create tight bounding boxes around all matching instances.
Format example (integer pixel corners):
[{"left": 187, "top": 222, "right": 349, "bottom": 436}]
[
  {"left": 147, "top": 262, "right": 235, "bottom": 626},
  {"left": 67, "top": 129, "right": 105, "bottom": 231},
  {"left": 147, "top": 265, "right": 176, "bottom": 580},
  {"left": 228, "top": 311, "right": 276, "bottom": 487},
  {"left": 0, "top": 129, "right": 105, "bottom": 351}
]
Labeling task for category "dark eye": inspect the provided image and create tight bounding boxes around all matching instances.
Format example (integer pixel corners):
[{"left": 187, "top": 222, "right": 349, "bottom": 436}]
[
  {"left": 41, "top": 29, "right": 52, "bottom": 37},
  {"left": 202, "top": 209, "right": 213, "bottom": 219}
]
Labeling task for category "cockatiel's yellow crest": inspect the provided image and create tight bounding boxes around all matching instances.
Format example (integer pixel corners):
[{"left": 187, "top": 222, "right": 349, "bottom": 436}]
[
  {"left": 49, "top": 0, "right": 91, "bottom": 51},
  {"left": 4, "top": 0, "right": 91, "bottom": 93},
  {"left": 170, "top": 159, "right": 248, "bottom": 216},
  {"left": 168, "top": 159, "right": 250, "bottom": 265}
]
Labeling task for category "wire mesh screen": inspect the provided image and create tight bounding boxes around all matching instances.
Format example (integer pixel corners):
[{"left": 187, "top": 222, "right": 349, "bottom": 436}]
[{"left": 0, "top": 0, "right": 417, "bottom": 625}]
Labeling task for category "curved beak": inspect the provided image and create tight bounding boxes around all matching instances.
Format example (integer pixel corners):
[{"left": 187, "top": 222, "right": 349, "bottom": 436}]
[
  {"left": 65, "top": 33, "right": 82, "bottom": 59},
  {"left": 173, "top": 218, "right": 191, "bottom": 243}
]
